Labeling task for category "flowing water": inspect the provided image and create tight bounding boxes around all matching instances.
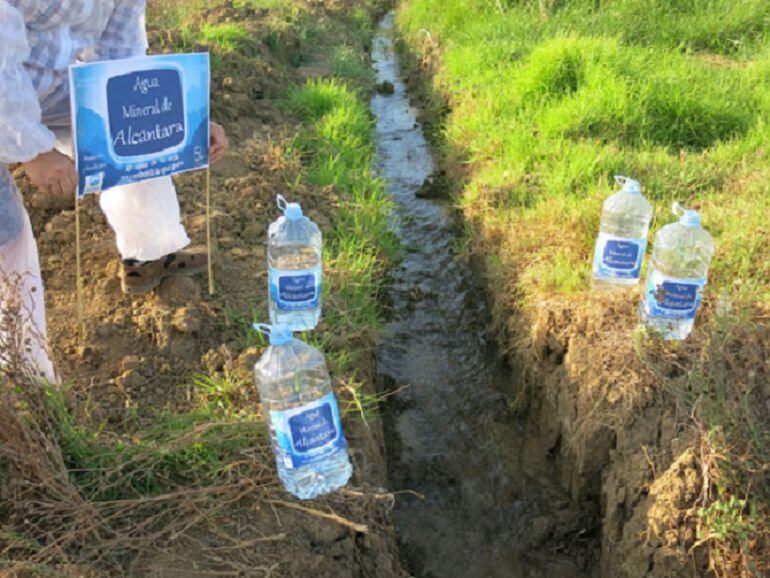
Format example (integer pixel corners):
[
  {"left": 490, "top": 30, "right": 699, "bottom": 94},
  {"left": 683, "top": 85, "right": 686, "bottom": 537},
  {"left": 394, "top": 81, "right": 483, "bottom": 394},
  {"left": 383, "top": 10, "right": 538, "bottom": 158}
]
[{"left": 372, "top": 14, "right": 588, "bottom": 578}]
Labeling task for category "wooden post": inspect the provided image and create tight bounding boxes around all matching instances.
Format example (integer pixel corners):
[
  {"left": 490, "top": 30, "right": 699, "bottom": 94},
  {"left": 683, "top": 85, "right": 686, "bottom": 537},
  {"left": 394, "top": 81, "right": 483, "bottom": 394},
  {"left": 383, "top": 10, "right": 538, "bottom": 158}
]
[
  {"left": 75, "top": 193, "right": 85, "bottom": 343},
  {"left": 206, "top": 167, "right": 214, "bottom": 295}
]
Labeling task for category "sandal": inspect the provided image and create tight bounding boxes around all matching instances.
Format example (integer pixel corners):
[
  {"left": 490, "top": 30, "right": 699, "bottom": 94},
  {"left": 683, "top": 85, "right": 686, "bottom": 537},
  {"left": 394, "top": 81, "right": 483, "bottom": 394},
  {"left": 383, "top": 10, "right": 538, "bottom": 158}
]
[{"left": 120, "top": 246, "right": 209, "bottom": 295}]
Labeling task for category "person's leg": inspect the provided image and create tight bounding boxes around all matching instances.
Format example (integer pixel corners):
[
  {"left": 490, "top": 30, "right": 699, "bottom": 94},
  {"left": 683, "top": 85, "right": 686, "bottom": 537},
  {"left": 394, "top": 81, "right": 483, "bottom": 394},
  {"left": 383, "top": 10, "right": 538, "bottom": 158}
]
[
  {"left": 99, "top": 177, "right": 191, "bottom": 262},
  {"left": 49, "top": 128, "right": 192, "bottom": 262},
  {"left": 51, "top": 127, "right": 202, "bottom": 294},
  {"left": 0, "top": 167, "right": 57, "bottom": 383}
]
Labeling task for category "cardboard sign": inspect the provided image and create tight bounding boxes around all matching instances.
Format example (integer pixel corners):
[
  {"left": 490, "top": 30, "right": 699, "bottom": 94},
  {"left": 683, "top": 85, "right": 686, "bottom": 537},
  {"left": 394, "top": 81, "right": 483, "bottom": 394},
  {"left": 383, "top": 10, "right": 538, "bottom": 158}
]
[{"left": 69, "top": 53, "right": 210, "bottom": 197}]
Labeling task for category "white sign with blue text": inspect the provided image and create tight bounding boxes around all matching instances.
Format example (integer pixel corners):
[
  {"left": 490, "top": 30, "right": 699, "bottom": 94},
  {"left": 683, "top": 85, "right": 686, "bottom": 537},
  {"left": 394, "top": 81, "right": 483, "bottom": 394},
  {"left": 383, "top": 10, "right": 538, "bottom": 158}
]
[{"left": 69, "top": 53, "right": 210, "bottom": 197}]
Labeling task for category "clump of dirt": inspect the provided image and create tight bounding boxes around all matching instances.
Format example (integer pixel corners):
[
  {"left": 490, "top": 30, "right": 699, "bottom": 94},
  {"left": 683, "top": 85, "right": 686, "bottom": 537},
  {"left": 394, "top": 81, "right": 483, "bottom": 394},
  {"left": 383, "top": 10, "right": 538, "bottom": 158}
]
[{"left": 2, "top": 1, "right": 406, "bottom": 576}]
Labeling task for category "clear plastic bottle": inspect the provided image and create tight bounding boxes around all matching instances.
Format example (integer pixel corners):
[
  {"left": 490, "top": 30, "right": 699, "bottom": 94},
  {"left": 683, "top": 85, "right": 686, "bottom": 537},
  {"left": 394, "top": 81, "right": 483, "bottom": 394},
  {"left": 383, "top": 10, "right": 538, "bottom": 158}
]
[
  {"left": 592, "top": 176, "right": 653, "bottom": 288},
  {"left": 268, "top": 195, "right": 322, "bottom": 331},
  {"left": 253, "top": 324, "right": 352, "bottom": 499},
  {"left": 640, "top": 203, "right": 715, "bottom": 340}
]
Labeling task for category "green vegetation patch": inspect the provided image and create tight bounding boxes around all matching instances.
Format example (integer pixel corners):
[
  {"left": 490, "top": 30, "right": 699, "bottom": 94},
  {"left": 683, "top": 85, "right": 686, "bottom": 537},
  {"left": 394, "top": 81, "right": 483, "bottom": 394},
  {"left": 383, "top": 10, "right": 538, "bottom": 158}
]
[
  {"left": 399, "top": 0, "right": 770, "bottom": 574},
  {"left": 399, "top": 0, "right": 770, "bottom": 302},
  {"left": 286, "top": 77, "right": 397, "bottom": 357}
]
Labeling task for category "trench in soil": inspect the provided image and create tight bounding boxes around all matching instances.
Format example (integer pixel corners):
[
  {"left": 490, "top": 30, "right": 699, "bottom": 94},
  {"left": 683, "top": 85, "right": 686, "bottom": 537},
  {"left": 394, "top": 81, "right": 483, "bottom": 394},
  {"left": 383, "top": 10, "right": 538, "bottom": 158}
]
[{"left": 372, "top": 14, "right": 593, "bottom": 578}]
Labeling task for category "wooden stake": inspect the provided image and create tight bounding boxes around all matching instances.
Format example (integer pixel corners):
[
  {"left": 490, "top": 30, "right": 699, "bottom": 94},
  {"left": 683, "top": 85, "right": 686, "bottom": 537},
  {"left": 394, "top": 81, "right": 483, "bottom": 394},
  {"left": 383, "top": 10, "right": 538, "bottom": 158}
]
[
  {"left": 206, "top": 167, "right": 214, "bottom": 295},
  {"left": 74, "top": 193, "right": 85, "bottom": 343}
]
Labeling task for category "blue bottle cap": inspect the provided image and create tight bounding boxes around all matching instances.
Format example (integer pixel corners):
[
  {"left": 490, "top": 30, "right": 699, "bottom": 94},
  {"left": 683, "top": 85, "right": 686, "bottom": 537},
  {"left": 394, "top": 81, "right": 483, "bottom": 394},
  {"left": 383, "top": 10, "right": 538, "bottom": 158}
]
[
  {"left": 277, "top": 194, "right": 304, "bottom": 220},
  {"left": 253, "top": 323, "right": 294, "bottom": 345},
  {"left": 614, "top": 175, "right": 641, "bottom": 194},
  {"left": 673, "top": 202, "right": 702, "bottom": 228},
  {"left": 284, "top": 203, "right": 303, "bottom": 220}
]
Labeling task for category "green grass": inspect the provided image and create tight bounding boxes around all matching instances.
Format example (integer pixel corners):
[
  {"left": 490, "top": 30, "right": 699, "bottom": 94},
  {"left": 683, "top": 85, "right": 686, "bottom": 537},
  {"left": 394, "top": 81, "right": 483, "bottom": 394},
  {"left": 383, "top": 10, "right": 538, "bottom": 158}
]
[
  {"left": 198, "top": 22, "right": 253, "bottom": 51},
  {"left": 147, "top": 0, "right": 313, "bottom": 68},
  {"left": 399, "top": 0, "right": 770, "bottom": 574},
  {"left": 44, "top": 380, "right": 263, "bottom": 501},
  {"left": 332, "top": 45, "right": 376, "bottom": 85},
  {"left": 286, "top": 77, "right": 397, "bottom": 344},
  {"left": 399, "top": 0, "right": 770, "bottom": 305}
]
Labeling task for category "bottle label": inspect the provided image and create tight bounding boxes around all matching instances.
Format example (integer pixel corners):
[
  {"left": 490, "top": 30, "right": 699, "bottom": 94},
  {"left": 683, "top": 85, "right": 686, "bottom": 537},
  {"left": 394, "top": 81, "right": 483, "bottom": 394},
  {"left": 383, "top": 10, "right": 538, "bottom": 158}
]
[
  {"left": 269, "top": 392, "right": 347, "bottom": 470},
  {"left": 269, "top": 266, "right": 322, "bottom": 311},
  {"left": 644, "top": 271, "right": 706, "bottom": 320},
  {"left": 593, "top": 233, "right": 646, "bottom": 279}
]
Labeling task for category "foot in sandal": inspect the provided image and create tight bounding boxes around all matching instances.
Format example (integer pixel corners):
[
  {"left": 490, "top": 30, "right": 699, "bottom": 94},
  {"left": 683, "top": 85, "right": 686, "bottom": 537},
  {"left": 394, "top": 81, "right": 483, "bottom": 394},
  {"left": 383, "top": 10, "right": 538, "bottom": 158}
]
[{"left": 120, "top": 246, "right": 208, "bottom": 295}]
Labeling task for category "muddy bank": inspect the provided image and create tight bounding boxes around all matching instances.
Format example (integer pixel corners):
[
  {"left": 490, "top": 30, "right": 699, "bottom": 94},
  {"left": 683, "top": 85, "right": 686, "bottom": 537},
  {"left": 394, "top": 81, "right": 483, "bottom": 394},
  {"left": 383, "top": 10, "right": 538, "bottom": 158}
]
[
  {"left": 373, "top": 14, "right": 595, "bottom": 578},
  {"left": 390, "top": 7, "right": 770, "bottom": 578}
]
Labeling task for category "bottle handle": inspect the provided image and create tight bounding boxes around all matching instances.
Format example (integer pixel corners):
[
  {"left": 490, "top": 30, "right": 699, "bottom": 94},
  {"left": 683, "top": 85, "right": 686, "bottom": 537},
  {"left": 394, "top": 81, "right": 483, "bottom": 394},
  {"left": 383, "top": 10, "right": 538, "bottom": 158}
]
[
  {"left": 253, "top": 323, "right": 272, "bottom": 337},
  {"left": 276, "top": 194, "right": 288, "bottom": 213},
  {"left": 613, "top": 175, "right": 628, "bottom": 187},
  {"left": 672, "top": 201, "right": 685, "bottom": 217}
]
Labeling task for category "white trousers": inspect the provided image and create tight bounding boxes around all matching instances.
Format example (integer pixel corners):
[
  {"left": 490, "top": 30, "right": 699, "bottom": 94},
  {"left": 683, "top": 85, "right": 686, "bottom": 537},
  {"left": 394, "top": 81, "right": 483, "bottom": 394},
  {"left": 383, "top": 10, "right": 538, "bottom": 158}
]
[
  {"left": 0, "top": 188, "right": 56, "bottom": 383},
  {"left": 0, "top": 116, "right": 191, "bottom": 383}
]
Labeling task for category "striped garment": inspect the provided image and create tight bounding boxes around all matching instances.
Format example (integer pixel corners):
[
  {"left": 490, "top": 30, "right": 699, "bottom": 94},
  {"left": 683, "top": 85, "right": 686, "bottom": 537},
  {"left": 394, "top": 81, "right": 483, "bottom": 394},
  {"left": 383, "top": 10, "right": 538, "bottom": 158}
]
[
  {"left": 0, "top": 0, "right": 148, "bottom": 239},
  {"left": 0, "top": 0, "right": 148, "bottom": 164}
]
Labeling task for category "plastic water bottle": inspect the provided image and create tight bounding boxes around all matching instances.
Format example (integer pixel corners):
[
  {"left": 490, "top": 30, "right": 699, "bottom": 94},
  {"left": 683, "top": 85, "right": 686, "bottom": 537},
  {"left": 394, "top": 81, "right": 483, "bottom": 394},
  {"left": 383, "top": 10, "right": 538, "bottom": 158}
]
[
  {"left": 268, "top": 195, "right": 322, "bottom": 331},
  {"left": 253, "top": 324, "right": 352, "bottom": 499},
  {"left": 640, "top": 203, "right": 715, "bottom": 340},
  {"left": 592, "top": 176, "right": 653, "bottom": 288}
]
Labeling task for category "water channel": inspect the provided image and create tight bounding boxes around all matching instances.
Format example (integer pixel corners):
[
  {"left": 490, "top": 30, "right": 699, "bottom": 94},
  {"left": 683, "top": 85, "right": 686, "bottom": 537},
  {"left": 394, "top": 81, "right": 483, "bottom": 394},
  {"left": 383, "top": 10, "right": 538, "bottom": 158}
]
[{"left": 372, "top": 13, "right": 588, "bottom": 578}]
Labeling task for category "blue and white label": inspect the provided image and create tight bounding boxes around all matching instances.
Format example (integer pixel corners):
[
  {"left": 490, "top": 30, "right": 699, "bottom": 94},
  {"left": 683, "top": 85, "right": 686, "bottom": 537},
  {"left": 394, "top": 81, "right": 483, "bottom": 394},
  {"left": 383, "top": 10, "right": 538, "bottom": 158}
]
[
  {"left": 69, "top": 53, "right": 210, "bottom": 197},
  {"left": 269, "top": 266, "right": 322, "bottom": 311},
  {"left": 645, "top": 270, "right": 706, "bottom": 320},
  {"left": 269, "top": 392, "right": 347, "bottom": 469},
  {"left": 593, "top": 233, "right": 646, "bottom": 279},
  {"left": 107, "top": 68, "right": 186, "bottom": 157}
]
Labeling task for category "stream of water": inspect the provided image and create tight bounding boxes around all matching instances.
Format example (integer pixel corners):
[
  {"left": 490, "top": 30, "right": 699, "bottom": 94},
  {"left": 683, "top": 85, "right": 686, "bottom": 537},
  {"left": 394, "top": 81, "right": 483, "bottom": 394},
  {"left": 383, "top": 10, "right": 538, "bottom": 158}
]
[{"left": 372, "top": 14, "right": 588, "bottom": 578}]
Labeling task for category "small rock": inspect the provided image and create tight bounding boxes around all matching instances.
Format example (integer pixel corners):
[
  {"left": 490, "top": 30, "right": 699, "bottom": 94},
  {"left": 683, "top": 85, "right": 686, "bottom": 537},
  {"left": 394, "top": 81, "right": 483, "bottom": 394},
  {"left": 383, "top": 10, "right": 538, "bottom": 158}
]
[
  {"left": 529, "top": 516, "right": 554, "bottom": 544},
  {"left": 95, "top": 323, "right": 115, "bottom": 339},
  {"left": 172, "top": 307, "right": 202, "bottom": 334},
  {"left": 76, "top": 345, "right": 94, "bottom": 360},
  {"left": 235, "top": 347, "right": 261, "bottom": 379},
  {"left": 167, "top": 337, "right": 195, "bottom": 359},
  {"left": 415, "top": 171, "right": 448, "bottom": 199},
  {"left": 115, "top": 369, "right": 144, "bottom": 390},
  {"left": 376, "top": 80, "right": 395, "bottom": 95},
  {"left": 120, "top": 355, "right": 145, "bottom": 372},
  {"left": 303, "top": 519, "right": 348, "bottom": 546},
  {"left": 243, "top": 222, "right": 266, "bottom": 239},
  {"left": 328, "top": 334, "right": 347, "bottom": 350},
  {"left": 201, "top": 348, "right": 226, "bottom": 373},
  {"left": 156, "top": 276, "right": 200, "bottom": 304}
]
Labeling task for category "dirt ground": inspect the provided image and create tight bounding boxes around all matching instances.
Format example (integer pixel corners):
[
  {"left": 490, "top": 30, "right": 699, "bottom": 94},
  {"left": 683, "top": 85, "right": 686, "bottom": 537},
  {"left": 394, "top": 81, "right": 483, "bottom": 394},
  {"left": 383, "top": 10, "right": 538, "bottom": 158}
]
[
  {"left": 487, "top": 281, "right": 770, "bottom": 578},
  {"left": 3, "top": 2, "right": 406, "bottom": 576}
]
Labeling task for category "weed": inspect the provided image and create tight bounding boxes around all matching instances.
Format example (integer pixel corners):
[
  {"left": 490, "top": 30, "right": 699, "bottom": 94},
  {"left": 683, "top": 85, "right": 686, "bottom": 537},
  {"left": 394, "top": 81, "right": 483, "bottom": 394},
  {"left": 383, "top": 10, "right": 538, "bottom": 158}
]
[
  {"left": 198, "top": 22, "right": 252, "bottom": 51},
  {"left": 399, "top": 0, "right": 770, "bottom": 299}
]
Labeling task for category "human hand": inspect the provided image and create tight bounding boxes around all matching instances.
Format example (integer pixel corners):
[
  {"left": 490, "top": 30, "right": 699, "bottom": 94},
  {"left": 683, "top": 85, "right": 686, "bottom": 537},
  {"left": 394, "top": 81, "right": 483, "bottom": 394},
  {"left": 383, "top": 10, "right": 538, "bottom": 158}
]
[
  {"left": 22, "top": 150, "right": 77, "bottom": 200},
  {"left": 209, "top": 122, "right": 229, "bottom": 164}
]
